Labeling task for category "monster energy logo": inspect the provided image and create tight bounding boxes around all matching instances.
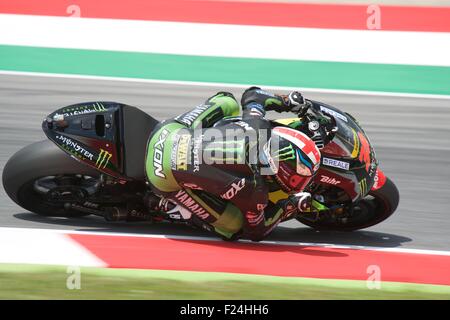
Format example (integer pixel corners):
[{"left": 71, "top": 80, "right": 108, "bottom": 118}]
[
  {"left": 96, "top": 149, "right": 112, "bottom": 169},
  {"left": 272, "top": 145, "right": 295, "bottom": 161},
  {"left": 55, "top": 135, "right": 94, "bottom": 161},
  {"left": 90, "top": 102, "right": 107, "bottom": 112},
  {"left": 359, "top": 178, "right": 368, "bottom": 196}
]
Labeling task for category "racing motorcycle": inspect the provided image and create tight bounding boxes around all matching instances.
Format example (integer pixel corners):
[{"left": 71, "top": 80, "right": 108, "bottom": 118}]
[{"left": 2, "top": 99, "right": 399, "bottom": 232}]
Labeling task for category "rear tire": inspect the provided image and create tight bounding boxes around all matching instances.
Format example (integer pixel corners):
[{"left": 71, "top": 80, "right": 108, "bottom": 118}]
[
  {"left": 296, "top": 177, "right": 400, "bottom": 231},
  {"left": 2, "top": 140, "right": 100, "bottom": 217}
]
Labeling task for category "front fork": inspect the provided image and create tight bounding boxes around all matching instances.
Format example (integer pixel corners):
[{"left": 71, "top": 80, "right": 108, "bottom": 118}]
[{"left": 293, "top": 197, "right": 349, "bottom": 222}]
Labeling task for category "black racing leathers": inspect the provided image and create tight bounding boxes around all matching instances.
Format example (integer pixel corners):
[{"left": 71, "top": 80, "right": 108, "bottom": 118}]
[{"left": 145, "top": 87, "right": 297, "bottom": 241}]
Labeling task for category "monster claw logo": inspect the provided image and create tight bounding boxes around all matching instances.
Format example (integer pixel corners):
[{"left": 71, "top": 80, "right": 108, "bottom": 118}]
[
  {"left": 96, "top": 149, "right": 112, "bottom": 169},
  {"left": 273, "top": 145, "right": 295, "bottom": 161},
  {"left": 93, "top": 102, "right": 107, "bottom": 112},
  {"left": 61, "top": 102, "right": 107, "bottom": 116},
  {"left": 359, "top": 178, "right": 368, "bottom": 196}
]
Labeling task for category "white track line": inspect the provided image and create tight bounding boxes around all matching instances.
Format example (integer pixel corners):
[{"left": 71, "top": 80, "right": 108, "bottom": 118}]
[
  {"left": 1, "top": 227, "right": 449, "bottom": 256},
  {"left": 1, "top": 70, "right": 450, "bottom": 100},
  {"left": 0, "top": 227, "right": 106, "bottom": 266},
  {"left": 1, "top": 14, "right": 449, "bottom": 66}
]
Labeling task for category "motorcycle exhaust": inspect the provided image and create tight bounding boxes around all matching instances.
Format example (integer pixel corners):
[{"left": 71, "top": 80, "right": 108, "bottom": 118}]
[
  {"left": 104, "top": 206, "right": 128, "bottom": 221},
  {"left": 103, "top": 206, "right": 153, "bottom": 222}
]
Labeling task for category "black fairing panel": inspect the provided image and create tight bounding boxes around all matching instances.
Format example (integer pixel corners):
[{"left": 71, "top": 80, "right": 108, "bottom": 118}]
[
  {"left": 42, "top": 101, "right": 159, "bottom": 181},
  {"left": 122, "top": 105, "right": 159, "bottom": 180}
]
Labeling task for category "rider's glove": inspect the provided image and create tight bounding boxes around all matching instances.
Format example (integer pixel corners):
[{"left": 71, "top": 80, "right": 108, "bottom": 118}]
[
  {"left": 288, "top": 91, "right": 305, "bottom": 106},
  {"left": 292, "top": 192, "right": 312, "bottom": 213},
  {"left": 278, "top": 91, "right": 308, "bottom": 114}
]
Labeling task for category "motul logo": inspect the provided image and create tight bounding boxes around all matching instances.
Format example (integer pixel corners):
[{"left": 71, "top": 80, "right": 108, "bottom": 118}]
[
  {"left": 221, "top": 178, "right": 245, "bottom": 200},
  {"left": 320, "top": 175, "right": 341, "bottom": 185}
]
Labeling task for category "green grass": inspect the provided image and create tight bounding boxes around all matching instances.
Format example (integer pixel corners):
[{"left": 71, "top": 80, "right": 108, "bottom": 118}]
[{"left": 0, "top": 264, "right": 449, "bottom": 300}]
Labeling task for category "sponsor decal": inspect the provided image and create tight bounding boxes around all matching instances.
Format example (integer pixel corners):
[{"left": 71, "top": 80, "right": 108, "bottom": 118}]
[
  {"left": 245, "top": 211, "right": 263, "bottom": 226},
  {"left": 358, "top": 132, "right": 372, "bottom": 172},
  {"left": 372, "top": 169, "right": 387, "bottom": 191},
  {"left": 359, "top": 178, "right": 368, "bottom": 196},
  {"left": 235, "top": 121, "right": 253, "bottom": 131},
  {"left": 250, "top": 107, "right": 264, "bottom": 116},
  {"left": 192, "top": 135, "right": 202, "bottom": 172},
  {"left": 175, "top": 190, "right": 210, "bottom": 220},
  {"left": 263, "top": 139, "right": 278, "bottom": 174},
  {"left": 57, "top": 102, "right": 107, "bottom": 118},
  {"left": 176, "top": 134, "right": 191, "bottom": 171},
  {"left": 181, "top": 183, "right": 203, "bottom": 190},
  {"left": 320, "top": 106, "right": 348, "bottom": 122},
  {"left": 273, "top": 144, "right": 295, "bottom": 161},
  {"left": 55, "top": 135, "right": 94, "bottom": 161},
  {"left": 272, "top": 127, "right": 321, "bottom": 167},
  {"left": 169, "top": 213, "right": 182, "bottom": 220},
  {"left": 153, "top": 129, "right": 169, "bottom": 178},
  {"left": 175, "top": 104, "right": 211, "bottom": 127},
  {"left": 369, "top": 161, "right": 377, "bottom": 177},
  {"left": 322, "top": 157, "right": 350, "bottom": 170},
  {"left": 351, "top": 129, "right": 360, "bottom": 159},
  {"left": 221, "top": 178, "right": 246, "bottom": 200},
  {"left": 320, "top": 175, "right": 341, "bottom": 185},
  {"left": 255, "top": 89, "right": 275, "bottom": 97},
  {"left": 170, "top": 136, "right": 179, "bottom": 170},
  {"left": 96, "top": 149, "right": 112, "bottom": 169}
]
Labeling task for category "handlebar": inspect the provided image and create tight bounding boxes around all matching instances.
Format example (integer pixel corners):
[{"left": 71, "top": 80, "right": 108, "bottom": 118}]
[{"left": 292, "top": 99, "right": 338, "bottom": 146}]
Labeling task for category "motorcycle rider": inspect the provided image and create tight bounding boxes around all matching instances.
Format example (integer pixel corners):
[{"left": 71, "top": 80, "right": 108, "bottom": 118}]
[{"left": 145, "top": 87, "right": 321, "bottom": 241}]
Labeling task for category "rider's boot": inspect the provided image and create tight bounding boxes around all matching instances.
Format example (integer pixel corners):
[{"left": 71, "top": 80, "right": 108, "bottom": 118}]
[{"left": 144, "top": 192, "right": 192, "bottom": 222}]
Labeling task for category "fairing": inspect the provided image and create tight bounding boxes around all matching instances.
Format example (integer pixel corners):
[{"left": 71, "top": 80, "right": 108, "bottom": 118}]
[{"left": 276, "top": 101, "right": 379, "bottom": 201}]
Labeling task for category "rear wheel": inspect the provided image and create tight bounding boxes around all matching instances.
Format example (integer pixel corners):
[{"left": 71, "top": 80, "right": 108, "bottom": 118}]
[
  {"left": 18, "top": 175, "right": 100, "bottom": 217},
  {"left": 296, "top": 177, "right": 399, "bottom": 231},
  {"left": 2, "top": 141, "right": 100, "bottom": 217}
]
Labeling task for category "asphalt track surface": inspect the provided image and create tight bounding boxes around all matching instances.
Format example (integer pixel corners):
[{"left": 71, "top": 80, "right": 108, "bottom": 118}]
[{"left": 0, "top": 73, "right": 449, "bottom": 251}]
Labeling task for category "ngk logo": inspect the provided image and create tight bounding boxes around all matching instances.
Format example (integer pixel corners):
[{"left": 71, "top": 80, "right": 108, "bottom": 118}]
[{"left": 320, "top": 175, "right": 341, "bottom": 185}]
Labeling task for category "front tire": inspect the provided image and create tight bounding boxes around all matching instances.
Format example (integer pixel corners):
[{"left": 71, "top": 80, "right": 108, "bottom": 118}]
[
  {"left": 2, "top": 140, "right": 100, "bottom": 217},
  {"left": 296, "top": 177, "right": 400, "bottom": 231}
]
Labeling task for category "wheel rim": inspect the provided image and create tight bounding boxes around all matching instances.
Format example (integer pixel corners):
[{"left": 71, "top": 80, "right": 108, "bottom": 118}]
[{"left": 23, "top": 175, "right": 100, "bottom": 214}]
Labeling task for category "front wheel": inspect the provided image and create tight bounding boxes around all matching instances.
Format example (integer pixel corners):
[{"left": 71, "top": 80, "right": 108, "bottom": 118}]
[
  {"left": 2, "top": 140, "right": 100, "bottom": 217},
  {"left": 296, "top": 177, "right": 400, "bottom": 231}
]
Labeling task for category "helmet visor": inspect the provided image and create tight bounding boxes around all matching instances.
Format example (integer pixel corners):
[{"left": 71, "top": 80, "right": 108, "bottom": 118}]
[{"left": 294, "top": 149, "right": 314, "bottom": 177}]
